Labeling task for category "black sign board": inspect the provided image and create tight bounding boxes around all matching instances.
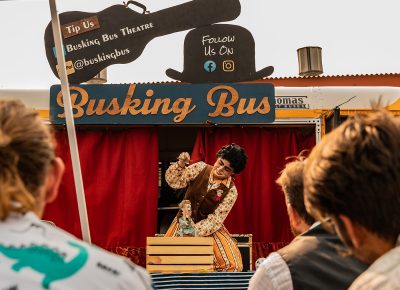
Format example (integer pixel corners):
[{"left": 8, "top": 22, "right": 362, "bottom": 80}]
[
  {"left": 49, "top": 83, "right": 275, "bottom": 125},
  {"left": 44, "top": 0, "right": 241, "bottom": 84},
  {"left": 166, "top": 24, "right": 274, "bottom": 83}
]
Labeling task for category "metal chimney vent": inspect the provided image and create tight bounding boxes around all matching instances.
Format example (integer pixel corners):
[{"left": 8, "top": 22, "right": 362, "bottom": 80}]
[
  {"left": 85, "top": 68, "right": 107, "bottom": 84},
  {"left": 297, "top": 46, "right": 323, "bottom": 76}
]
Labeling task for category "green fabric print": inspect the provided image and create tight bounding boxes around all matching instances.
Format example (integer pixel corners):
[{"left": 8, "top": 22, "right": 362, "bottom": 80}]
[{"left": 0, "top": 241, "right": 88, "bottom": 289}]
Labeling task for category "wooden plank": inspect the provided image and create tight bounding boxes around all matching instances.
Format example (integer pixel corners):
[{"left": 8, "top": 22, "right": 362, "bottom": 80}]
[
  {"left": 147, "top": 237, "right": 213, "bottom": 246},
  {"left": 147, "top": 255, "right": 214, "bottom": 265},
  {"left": 147, "top": 264, "right": 214, "bottom": 273},
  {"left": 147, "top": 246, "right": 213, "bottom": 255}
]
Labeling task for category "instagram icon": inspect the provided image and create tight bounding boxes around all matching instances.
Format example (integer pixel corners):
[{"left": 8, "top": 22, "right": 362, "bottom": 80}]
[{"left": 222, "top": 60, "right": 235, "bottom": 72}]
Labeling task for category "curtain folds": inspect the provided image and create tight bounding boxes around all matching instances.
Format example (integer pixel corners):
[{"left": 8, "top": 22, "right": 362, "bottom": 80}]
[
  {"left": 253, "top": 241, "right": 291, "bottom": 264},
  {"left": 43, "top": 126, "right": 315, "bottom": 268},
  {"left": 43, "top": 128, "right": 159, "bottom": 250}
]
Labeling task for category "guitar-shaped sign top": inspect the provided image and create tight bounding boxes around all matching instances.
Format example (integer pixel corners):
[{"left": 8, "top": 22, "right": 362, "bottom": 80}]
[{"left": 44, "top": 0, "right": 241, "bottom": 84}]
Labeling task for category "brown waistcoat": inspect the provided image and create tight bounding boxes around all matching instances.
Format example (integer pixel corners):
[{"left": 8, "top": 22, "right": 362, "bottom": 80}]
[{"left": 181, "top": 165, "right": 232, "bottom": 223}]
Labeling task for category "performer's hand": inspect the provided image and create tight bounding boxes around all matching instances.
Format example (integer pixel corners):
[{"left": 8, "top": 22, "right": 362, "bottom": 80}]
[{"left": 177, "top": 152, "right": 190, "bottom": 168}]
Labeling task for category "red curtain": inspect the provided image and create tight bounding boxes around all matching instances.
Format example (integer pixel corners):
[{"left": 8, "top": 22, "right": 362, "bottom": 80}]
[
  {"left": 43, "top": 126, "right": 315, "bottom": 268},
  {"left": 43, "top": 128, "right": 159, "bottom": 254},
  {"left": 191, "top": 127, "right": 316, "bottom": 261}
]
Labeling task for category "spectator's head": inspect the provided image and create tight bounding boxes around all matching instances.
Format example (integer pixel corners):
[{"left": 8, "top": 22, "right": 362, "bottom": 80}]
[
  {"left": 0, "top": 100, "right": 64, "bottom": 220},
  {"left": 277, "top": 152, "right": 315, "bottom": 236},
  {"left": 304, "top": 110, "right": 400, "bottom": 263},
  {"left": 216, "top": 143, "right": 248, "bottom": 174}
]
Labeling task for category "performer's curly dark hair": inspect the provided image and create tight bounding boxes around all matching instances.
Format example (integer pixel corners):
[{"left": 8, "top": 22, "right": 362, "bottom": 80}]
[{"left": 216, "top": 143, "right": 248, "bottom": 173}]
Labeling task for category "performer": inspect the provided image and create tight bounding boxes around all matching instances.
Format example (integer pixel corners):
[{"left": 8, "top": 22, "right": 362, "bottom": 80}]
[
  {"left": 165, "top": 144, "right": 247, "bottom": 272},
  {"left": 177, "top": 200, "right": 197, "bottom": 237}
]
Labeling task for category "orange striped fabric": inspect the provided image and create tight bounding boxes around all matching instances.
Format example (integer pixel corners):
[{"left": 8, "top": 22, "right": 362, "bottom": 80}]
[
  {"left": 165, "top": 219, "right": 243, "bottom": 272},
  {"left": 165, "top": 217, "right": 179, "bottom": 237}
]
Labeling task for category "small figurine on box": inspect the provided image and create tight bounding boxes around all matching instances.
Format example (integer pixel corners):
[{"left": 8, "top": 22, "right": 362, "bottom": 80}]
[{"left": 177, "top": 200, "right": 197, "bottom": 237}]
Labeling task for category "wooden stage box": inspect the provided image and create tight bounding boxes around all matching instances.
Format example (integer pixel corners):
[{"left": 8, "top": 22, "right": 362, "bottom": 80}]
[
  {"left": 232, "top": 234, "right": 253, "bottom": 271},
  {"left": 146, "top": 237, "right": 214, "bottom": 273}
]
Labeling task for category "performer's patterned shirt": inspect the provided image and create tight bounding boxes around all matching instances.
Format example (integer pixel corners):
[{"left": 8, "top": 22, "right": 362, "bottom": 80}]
[{"left": 166, "top": 161, "right": 238, "bottom": 236}]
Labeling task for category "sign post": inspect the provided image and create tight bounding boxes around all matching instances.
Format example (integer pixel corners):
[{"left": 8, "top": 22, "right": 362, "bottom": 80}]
[{"left": 49, "top": 0, "right": 91, "bottom": 243}]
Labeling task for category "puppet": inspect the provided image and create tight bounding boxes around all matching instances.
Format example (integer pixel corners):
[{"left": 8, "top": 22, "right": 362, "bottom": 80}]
[{"left": 177, "top": 200, "right": 197, "bottom": 237}]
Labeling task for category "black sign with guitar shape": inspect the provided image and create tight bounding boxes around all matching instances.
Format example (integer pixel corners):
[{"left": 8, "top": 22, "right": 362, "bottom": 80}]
[{"left": 44, "top": 0, "right": 241, "bottom": 84}]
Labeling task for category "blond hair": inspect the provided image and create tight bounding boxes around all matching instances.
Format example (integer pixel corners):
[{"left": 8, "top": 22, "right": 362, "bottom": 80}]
[
  {"left": 0, "top": 100, "right": 55, "bottom": 220},
  {"left": 179, "top": 199, "right": 191, "bottom": 210},
  {"left": 276, "top": 151, "right": 315, "bottom": 226}
]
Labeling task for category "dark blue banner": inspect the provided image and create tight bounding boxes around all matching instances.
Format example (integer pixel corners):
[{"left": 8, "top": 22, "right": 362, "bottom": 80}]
[{"left": 50, "top": 83, "right": 275, "bottom": 125}]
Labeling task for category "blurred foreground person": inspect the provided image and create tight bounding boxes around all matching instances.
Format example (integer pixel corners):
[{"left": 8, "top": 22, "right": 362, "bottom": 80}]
[
  {"left": 0, "top": 100, "right": 152, "bottom": 290},
  {"left": 249, "top": 153, "right": 367, "bottom": 290},
  {"left": 304, "top": 110, "right": 400, "bottom": 289}
]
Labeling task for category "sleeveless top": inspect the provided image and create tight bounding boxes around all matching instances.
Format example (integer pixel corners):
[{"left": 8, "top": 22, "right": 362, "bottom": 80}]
[{"left": 278, "top": 224, "right": 368, "bottom": 290}]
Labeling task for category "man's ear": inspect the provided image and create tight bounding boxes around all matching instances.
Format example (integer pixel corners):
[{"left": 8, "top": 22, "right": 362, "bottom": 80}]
[
  {"left": 338, "top": 214, "right": 365, "bottom": 248},
  {"left": 288, "top": 204, "right": 309, "bottom": 235},
  {"left": 44, "top": 157, "right": 65, "bottom": 203},
  {"left": 288, "top": 204, "right": 303, "bottom": 227}
]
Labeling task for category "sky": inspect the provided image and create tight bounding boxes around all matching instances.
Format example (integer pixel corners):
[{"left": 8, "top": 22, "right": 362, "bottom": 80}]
[{"left": 0, "top": 0, "right": 400, "bottom": 89}]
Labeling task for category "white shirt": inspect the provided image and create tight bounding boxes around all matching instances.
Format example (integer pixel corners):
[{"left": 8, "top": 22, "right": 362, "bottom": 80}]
[
  {"left": 349, "top": 235, "right": 400, "bottom": 290},
  {"left": 248, "top": 252, "right": 293, "bottom": 290},
  {"left": 0, "top": 212, "right": 153, "bottom": 290},
  {"left": 248, "top": 222, "right": 321, "bottom": 290}
]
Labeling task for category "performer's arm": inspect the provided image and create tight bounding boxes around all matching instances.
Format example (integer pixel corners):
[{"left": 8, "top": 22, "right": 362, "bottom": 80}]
[
  {"left": 165, "top": 153, "right": 206, "bottom": 189},
  {"left": 194, "top": 186, "right": 238, "bottom": 236}
]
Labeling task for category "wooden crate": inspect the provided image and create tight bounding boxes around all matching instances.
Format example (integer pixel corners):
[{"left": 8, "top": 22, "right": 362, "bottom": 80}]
[{"left": 146, "top": 237, "right": 214, "bottom": 273}]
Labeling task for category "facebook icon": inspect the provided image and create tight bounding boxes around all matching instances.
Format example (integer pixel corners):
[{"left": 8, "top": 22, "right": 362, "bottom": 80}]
[{"left": 203, "top": 60, "right": 216, "bottom": 73}]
